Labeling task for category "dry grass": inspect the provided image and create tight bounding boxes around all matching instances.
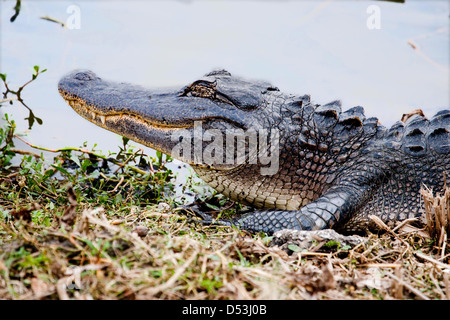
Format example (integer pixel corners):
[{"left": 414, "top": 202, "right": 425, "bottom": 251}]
[
  {"left": 421, "top": 184, "right": 449, "bottom": 249},
  {"left": 1, "top": 197, "right": 449, "bottom": 300}
]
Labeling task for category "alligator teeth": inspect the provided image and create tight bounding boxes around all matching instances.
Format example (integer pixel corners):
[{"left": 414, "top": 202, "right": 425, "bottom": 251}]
[
  {"left": 100, "top": 115, "right": 106, "bottom": 125},
  {"left": 91, "top": 111, "right": 96, "bottom": 120}
]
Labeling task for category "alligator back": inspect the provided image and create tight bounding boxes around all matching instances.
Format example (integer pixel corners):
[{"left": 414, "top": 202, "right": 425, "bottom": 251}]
[
  {"left": 344, "top": 109, "right": 450, "bottom": 231},
  {"left": 219, "top": 98, "right": 449, "bottom": 234}
]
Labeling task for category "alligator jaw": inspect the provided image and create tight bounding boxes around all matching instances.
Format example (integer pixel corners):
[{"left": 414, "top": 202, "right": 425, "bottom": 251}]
[
  {"left": 59, "top": 93, "right": 187, "bottom": 157},
  {"left": 60, "top": 92, "right": 192, "bottom": 130}
]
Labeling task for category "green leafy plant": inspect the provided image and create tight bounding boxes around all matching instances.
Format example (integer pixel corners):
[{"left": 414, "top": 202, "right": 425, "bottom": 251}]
[
  {"left": 0, "top": 112, "right": 178, "bottom": 222},
  {"left": 0, "top": 114, "right": 16, "bottom": 168},
  {"left": 1, "top": 65, "right": 46, "bottom": 129}
]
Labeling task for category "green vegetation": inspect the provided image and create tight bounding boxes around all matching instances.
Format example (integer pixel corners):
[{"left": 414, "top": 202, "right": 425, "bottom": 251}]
[{"left": 1, "top": 65, "right": 45, "bottom": 129}]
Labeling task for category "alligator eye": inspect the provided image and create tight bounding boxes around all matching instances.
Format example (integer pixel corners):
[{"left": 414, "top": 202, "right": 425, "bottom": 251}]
[
  {"left": 181, "top": 80, "right": 236, "bottom": 106},
  {"left": 181, "top": 80, "right": 217, "bottom": 99}
]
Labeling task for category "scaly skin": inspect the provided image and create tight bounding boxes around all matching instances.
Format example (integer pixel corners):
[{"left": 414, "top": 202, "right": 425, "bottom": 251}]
[{"left": 58, "top": 69, "right": 450, "bottom": 234}]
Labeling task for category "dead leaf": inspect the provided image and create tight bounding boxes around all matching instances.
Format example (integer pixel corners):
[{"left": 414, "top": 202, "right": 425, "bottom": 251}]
[
  {"left": 31, "top": 277, "right": 52, "bottom": 298},
  {"left": 401, "top": 109, "right": 425, "bottom": 122},
  {"left": 60, "top": 187, "right": 78, "bottom": 227},
  {"left": 10, "top": 203, "right": 41, "bottom": 222},
  {"left": 10, "top": 207, "right": 32, "bottom": 221}
]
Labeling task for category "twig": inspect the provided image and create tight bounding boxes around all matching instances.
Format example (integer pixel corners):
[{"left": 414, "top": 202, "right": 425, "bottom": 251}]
[
  {"left": 386, "top": 273, "right": 430, "bottom": 300},
  {"left": 406, "top": 27, "right": 449, "bottom": 73},
  {"left": 140, "top": 247, "right": 199, "bottom": 296},
  {"left": 393, "top": 266, "right": 403, "bottom": 299},
  {"left": 392, "top": 218, "right": 418, "bottom": 232},
  {"left": 369, "top": 215, "right": 410, "bottom": 260},
  {"left": 0, "top": 97, "right": 17, "bottom": 104},
  {"left": 360, "top": 263, "right": 401, "bottom": 268},
  {"left": 440, "top": 231, "right": 447, "bottom": 260},
  {"left": 56, "top": 277, "right": 72, "bottom": 300},
  {"left": 415, "top": 252, "right": 450, "bottom": 270},
  {"left": 10, "top": 148, "right": 41, "bottom": 158},
  {"left": 444, "top": 271, "right": 450, "bottom": 300},
  {"left": 108, "top": 175, "right": 125, "bottom": 193},
  {"left": 14, "top": 134, "right": 148, "bottom": 176},
  {"left": 40, "top": 16, "right": 66, "bottom": 28},
  {"left": 429, "top": 272, "right": 446, "bottom": 300}
]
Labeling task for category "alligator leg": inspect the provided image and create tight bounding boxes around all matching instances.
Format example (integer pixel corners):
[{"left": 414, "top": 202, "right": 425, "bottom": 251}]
[
  {"left": 227, "top": 190, "right": 354, "bottom": 234},
  {"left": 181, "top": 181, "right": 376, "bottom": 234},
  {"left": 221, "top": 171, "right": 383, "bottom": 234}
]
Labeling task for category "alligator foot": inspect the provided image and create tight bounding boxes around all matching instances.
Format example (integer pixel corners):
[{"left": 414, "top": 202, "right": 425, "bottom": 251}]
[
  {"left": 177, "top": 204, "right": 249, "bottom": 230},
  {"left": 226, "top": 189, "right": 356, "bottom": 234},
  {"left": 177, "top": 204, "right": 211, "bottom": 220}
]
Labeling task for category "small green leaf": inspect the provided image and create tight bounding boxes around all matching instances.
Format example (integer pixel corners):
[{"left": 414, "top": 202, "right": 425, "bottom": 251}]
[
  {"left": 261, "top": 236, "right": 273, "bottom": 245},
  {"left": 205, "top": 203, "right": 219, "bottom": 211},
  {"left": 70, "top": 153, "right": 81, "bottom": 168},
  {"left": 287, "top": 244, "right": 302, "bottom": 252},
  {"left": 88, "top": 171, "right": 100, "bottom": 179},
  {"left": 0, "top": 73, "right": 6, "bottom": 81},
  {"left": 81, "top": 158, "right": 92, "bottom": 171},
  {"left": 325, "top": 240, "right": 340, "bottom": 248},
  {"left": 208, "top": 254, "right": 220, "bottom": 261},
  {"left": 51, "top": 164, "right": 71, "bottom": 177},
  {"left": 83, "top": 239, "right": 97, "bottom": 252},
  {"left": 114, "top": 193, "right": 123, "bottom": 204},
  {"left": 33, "top": 65, "right": 39, "bottom": 73},
  {"left": 42, "top": 168, "right": 56, "bottom": 180}
]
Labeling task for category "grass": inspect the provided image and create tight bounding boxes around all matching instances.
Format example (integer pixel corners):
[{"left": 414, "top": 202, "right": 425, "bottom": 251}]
[
  {"left": 0, "top": 113, "right": 449, "bottom": 300},
  {"left": 421, "top": 184, "right": 449, "bottom": 247},
  {"left": 1, "top": 203, "right": 449, "bottom": 300}
]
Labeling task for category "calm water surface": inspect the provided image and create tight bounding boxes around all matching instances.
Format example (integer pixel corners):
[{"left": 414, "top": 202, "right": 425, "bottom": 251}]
[{"left": 1, "top": 1, "right": 448, "bottom": 174}]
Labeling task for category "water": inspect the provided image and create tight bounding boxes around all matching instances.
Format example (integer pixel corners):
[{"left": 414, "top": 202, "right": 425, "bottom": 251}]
[{"left": 1, "top": 0, "right": 448, "bottom": 171}]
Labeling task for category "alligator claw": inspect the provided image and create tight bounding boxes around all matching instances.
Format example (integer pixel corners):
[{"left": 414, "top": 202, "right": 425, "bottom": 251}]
[
  {"left": 176, "top": 204, "right": 216, "bottom": 222},
  {"left": 175, "top": 205, "right": 237, "bottom": 229}
]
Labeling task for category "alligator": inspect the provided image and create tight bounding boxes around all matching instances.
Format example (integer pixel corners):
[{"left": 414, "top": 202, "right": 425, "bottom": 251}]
[{"left": 58, "top": 69, "right": 450, "bottom": 234}]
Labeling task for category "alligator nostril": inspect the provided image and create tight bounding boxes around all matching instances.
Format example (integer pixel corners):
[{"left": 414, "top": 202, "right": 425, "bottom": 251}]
[{"left": 74, "top": 72, "right": 95, "bottom": 81}]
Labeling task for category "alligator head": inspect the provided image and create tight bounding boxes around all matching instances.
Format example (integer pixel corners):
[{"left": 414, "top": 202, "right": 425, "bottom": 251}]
[{"left": 58, "top": 69, "right": 287, "bottom": 174}]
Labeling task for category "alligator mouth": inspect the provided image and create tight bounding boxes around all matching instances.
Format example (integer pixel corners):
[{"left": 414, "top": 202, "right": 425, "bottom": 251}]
[
  {"left": 59, "top": 90, "right": 193, "bottom": 131},
  {"left": 59, "top": 88, "right": 202, "bottom": 160}
]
